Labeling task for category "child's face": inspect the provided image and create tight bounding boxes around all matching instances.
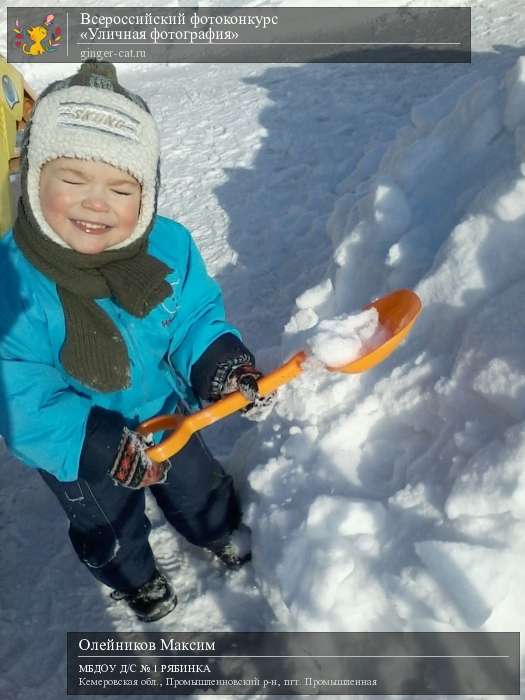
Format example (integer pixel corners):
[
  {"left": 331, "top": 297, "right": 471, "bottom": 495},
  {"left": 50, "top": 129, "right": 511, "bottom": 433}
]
[{"left": 39, "top": 157, "right": 142, "bottom": 254}]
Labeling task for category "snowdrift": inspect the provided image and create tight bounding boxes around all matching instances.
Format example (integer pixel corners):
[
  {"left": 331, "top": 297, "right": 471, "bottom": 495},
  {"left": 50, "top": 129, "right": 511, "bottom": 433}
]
[{"left": 241, "top": 57, "right": 525, "bottom": 646}]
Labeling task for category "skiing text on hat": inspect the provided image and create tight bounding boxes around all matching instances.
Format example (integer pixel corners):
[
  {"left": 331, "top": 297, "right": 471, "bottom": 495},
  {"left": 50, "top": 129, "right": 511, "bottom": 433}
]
[{"left": 57, "top": 101, "right": 140, "bottom": 142}]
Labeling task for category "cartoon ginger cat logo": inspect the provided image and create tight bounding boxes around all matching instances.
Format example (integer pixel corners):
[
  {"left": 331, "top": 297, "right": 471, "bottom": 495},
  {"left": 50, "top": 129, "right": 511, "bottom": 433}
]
[
  {"left": 13, "top": 14, "right": 62, "bottom": 56},
  {"left": 24, "top": 25, "right": 48, "bottom": 55}
]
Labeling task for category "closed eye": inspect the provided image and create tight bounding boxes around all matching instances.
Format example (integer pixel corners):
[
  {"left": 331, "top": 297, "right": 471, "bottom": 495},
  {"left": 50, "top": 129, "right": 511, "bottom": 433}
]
[{"left": 62, "top": 179, "right": 132, "bottom": 196}]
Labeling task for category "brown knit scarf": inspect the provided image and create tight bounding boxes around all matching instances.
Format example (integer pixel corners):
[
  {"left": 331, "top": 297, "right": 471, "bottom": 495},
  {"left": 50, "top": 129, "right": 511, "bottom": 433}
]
[{"left": 13, "top": 194, "right": 173, "bottom": 393}]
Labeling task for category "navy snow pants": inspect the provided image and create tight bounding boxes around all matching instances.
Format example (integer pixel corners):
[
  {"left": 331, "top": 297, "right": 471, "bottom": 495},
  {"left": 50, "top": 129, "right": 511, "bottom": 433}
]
[{"left": 38, "top": 432, "right": 241, "bottom": 593}]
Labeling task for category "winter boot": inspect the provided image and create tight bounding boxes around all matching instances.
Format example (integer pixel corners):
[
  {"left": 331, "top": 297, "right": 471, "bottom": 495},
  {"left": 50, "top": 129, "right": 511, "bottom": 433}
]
[
  {"left": 110, "top": 568, "right": 177, "bottom": 622},
  {"left": 207, "top": 523, "right": 252, "bottom": 569}
]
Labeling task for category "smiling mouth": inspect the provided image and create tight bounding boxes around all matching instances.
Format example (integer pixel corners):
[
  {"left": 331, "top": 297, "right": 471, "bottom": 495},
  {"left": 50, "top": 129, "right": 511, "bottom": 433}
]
[{"left": 71, "top": 219, "right": 112, "bottom": 234}]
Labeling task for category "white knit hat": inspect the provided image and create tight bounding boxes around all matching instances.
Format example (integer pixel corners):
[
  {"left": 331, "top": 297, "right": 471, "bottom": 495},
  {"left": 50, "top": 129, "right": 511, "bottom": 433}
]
[{"left": 22, "top": 61, "right": 160, "bottom": 250}]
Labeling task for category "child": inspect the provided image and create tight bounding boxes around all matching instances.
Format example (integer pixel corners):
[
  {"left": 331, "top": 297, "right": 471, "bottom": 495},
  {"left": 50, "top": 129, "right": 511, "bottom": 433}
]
[{"left": 0, "top": 60, "right": 272, "bottom": 622}]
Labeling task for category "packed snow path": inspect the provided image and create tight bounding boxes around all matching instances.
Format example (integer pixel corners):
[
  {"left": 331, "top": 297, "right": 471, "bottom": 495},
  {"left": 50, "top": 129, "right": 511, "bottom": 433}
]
[{"left": 1, "top": 2, "right": 525, "bottom": 699}]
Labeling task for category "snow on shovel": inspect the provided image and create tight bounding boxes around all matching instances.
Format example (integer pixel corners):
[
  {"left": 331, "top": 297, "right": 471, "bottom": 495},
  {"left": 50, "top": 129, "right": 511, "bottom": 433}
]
[{"left": 139, "top": 288, "right": 422, "bottom": 461}]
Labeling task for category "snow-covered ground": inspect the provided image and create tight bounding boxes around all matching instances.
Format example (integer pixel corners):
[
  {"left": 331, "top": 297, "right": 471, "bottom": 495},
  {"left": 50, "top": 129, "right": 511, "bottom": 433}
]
[{"left": 1, "top": 1, "right": 525, "bottom": 699}]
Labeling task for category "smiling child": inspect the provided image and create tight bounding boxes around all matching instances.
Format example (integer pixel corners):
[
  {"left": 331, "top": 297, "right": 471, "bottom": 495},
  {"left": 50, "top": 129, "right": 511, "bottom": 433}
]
[{"left": 0, "top": 60, "right": 273, "bottom": 622}]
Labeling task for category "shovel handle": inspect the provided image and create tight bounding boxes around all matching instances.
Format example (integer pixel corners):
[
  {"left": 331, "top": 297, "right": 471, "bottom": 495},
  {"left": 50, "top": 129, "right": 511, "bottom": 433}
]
[
  {"left": 190, "top": 350, "right": 307, "bottom": 429},
  {"left": 138, "top": 351, "right": 307, "bottom": 461}
]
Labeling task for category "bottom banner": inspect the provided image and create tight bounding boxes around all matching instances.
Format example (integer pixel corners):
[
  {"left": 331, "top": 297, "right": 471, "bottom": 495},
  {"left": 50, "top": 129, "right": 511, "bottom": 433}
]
[{"left": 67, "top": 632, "right": 520, "bottom": 695}]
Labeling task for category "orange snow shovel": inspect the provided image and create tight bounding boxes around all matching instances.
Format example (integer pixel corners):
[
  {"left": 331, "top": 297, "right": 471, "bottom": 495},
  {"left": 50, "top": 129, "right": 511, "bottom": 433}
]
[{"left": 138, "top": 288, "right": 422, "bottom": 462}]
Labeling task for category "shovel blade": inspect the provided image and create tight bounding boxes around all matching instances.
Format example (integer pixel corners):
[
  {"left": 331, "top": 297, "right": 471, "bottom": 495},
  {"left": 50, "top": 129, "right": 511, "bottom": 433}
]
[{"left": 326, "top": 288, "right": 422, "bottom": 374}]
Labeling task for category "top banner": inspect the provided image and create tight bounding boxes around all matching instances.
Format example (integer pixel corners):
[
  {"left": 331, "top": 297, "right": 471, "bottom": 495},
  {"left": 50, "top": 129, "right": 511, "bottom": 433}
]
[{"left": 7, "top": 7, "right": 471, "bottom": 64}]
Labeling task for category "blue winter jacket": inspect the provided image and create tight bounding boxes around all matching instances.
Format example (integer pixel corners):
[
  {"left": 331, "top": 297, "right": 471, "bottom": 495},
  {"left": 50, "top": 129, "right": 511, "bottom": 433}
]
[{"left": 0, "top": 215, "right": 249, "bottom": 482}]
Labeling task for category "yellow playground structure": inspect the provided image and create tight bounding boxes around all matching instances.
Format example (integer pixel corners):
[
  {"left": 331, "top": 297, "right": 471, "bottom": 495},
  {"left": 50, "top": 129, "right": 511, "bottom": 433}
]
[{"left": 0, "top": 55, "right": 37, "bottom": 236}]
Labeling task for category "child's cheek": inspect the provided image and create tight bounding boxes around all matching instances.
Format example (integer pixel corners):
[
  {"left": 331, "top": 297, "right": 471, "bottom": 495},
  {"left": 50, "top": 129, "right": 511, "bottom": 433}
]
[
  {"left": 41, "top": 186, "right": 75, "bottom": 219},
  {"left": 40, "top": 185, "right": 64, "bottom": 213},
  {"left": 120, "top": 198, "right": 141, "bottom": 231}
]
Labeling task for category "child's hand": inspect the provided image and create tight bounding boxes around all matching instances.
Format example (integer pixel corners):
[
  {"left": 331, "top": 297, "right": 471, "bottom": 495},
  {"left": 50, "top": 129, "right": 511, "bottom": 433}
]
[
  {"left": 208, "top": 353, "right": 277, "bottom": 421},
  {"left": 138, "top": 458, "right": 170, "bottom": 488},
  {"left": 224, "top": 364, "right": 277, "bottom": 421},
  {"left": 110, "top": 427, "right": 171, "bottom": 489},
  {"left": 226, "top": 364, "right": 263, "bottom": 402}
]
